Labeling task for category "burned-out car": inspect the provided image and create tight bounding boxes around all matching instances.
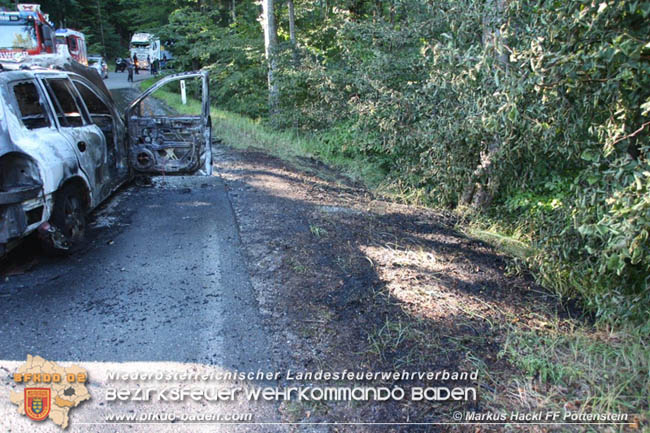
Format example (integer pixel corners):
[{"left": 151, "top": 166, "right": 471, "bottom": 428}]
[{"left": 0, "top": 68, "right": 211, "bottom": 255}]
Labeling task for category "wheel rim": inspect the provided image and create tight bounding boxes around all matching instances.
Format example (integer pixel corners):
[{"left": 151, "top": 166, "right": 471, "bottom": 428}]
[{"left": 63, "top": 195, "right": 84, "bottom": 241}]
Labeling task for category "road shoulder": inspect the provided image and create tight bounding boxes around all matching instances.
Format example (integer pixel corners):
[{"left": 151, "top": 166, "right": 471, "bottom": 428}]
[{"left": 214, "top": 144, "right": 571, "bottom": 431}]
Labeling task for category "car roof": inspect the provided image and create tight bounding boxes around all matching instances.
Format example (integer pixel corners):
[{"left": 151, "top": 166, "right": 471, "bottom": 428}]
[
  {"left": 0, "top": 69, "right": 93, "bottom": 90},
  {"left": 0, "top": 67, "right": 113, "bottom": 103},
  {"left": 0, "top": 67, "right": 60, "bottom": 83},
  {"left": 0, "top": 55, "right": 114, "bottom": 100},
  {"left": 55, "top": 28, "right": 85, "bottom": 39}
]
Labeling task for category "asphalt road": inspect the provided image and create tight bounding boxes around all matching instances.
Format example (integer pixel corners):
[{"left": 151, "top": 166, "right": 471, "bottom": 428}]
[
  {"left": 0, "top": 73, "right": 285, "bottom": 432},
  {"left": 104, "top": 67, "right": 153, "bottom": 90}
]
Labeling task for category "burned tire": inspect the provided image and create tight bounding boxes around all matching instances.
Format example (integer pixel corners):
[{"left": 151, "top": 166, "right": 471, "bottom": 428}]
[{"left": 47, "top": 184, "right": 87, "bottom": 252}]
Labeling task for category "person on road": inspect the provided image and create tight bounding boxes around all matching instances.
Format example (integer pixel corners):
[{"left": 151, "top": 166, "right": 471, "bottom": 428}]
[
  {"left": 133, "top": 53, "right": 139, "bottom": 74},
  {"left": 127, "top": 59, "right": 134, "bottom": 82},
  {"left": 115, "top": 57, "right": 125, "bottom": 72}
]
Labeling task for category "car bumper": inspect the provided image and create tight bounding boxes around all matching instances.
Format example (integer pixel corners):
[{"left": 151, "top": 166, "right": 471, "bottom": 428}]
[
  {"left": 0, "top": 185, "right": 43, "bottom": 253},
  {"left": 0, "top": 185, "right": 42, "bottom": 205}
]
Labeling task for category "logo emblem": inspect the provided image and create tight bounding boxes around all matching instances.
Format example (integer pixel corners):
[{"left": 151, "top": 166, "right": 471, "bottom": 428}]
[{"left": 24, "top": 388, "right": 51, "bottom": 421}]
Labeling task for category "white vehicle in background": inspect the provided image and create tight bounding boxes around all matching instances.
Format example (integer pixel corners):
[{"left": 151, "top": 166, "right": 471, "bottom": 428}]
[
  {"left": 129, "top": 33, "right": 159, "bottom": 70},
  {"left": 88, "top": 54, "right": 108, "bottom": 79}
]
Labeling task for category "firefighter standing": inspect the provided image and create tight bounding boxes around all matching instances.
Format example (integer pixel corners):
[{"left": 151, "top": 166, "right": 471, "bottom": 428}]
[
  {"left": 127, "top": 58, "right": 134, "bottom": 82},
  {"left": 133, "top": 53, "right": 139, "bottom": 74}
]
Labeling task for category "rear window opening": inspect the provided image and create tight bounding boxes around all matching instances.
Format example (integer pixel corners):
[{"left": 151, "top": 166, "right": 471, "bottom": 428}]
[{"left": 12, "top": 81, "right": 51, "bottom": 130}]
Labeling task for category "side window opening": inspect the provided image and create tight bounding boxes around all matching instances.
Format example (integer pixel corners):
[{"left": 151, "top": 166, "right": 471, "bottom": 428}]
[
  {"left": 12, "top": 81, "right": 51, "bottom": 130},
  {"left": 37, "top": 24, "right": 45, "bottom": 47},
  {"left": 44, "top": 78, "right": 86, "bottom": 127},
  {"left": 73, "top": 81, "right": 110, "bottom": 115},
  {"left": 68, "top": 36, "right": 78, "bottom": 53},
  {"left": 74, "top": 80, "right": 114, "bottom": 145},
  {"left": 136, "top": 76, "right": 203, "bottom": 118}
]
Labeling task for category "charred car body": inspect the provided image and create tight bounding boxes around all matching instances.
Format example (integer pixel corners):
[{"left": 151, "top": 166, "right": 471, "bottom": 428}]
[{"left": 0, "top": 68, "right": 211, "bottom": 256}]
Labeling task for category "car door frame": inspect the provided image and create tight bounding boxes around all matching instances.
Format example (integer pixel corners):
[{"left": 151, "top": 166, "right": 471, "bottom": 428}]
[
  {"left": 125, "top": 70, "right": 211, "bottom": 176},
  {"left": 36, "top": 72, "right": 110, "bottom": 207},
  {"left": 70, "top": 75, "right": 130, "bottom": 196}
]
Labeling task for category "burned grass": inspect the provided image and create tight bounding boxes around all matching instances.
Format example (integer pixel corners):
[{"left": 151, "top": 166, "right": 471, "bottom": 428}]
[{"left": 213, "top": 144, "right": 645, "bottom": 433}]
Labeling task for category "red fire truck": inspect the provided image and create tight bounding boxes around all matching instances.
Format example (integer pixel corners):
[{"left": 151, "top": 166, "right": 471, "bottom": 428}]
[{"left": 0, "top": 4, "right": 56, "bottom": 61}]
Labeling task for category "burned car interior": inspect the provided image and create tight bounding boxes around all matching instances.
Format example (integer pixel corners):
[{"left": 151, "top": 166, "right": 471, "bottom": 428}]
[
  {"left": 129, "top": 116, "right": 205, "bottom": 173},
  {"left": 43, "top": 78, "right": 86, "bottom": 127},
  {"left": 72, "top": 80, "right": 115, "bottom": 146}
]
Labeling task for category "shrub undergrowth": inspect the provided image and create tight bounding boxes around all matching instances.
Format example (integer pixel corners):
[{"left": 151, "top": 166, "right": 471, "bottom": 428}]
[{"left": 267, "top": 0, "right": 650, "bottom": 325}]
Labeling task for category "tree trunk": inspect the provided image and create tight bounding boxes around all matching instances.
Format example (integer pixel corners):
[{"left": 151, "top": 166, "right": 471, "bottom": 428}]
[
  {"left": 96, "top": 0, "right": 106, "bottom": 59},
  {"left": 260, "top": 0, "right": 279, "bottom": 112},
  {"left": 459, "top": 141, "right": 501, "bottom": 209},
  {"left": 374, "top": 0, "right": 382, "bottom": 20},
  {"left": 231, "top": 0, "right": 236, "bottom": 22},
  {"left": 482, "top": 0, "right": 508, "bottom": 68},
  {"left": 287, "top": 0, "right": 299, "bottom": 65},
  {"left": 287, "top": 0, "right": 296, "bottom": 45},
  {"left": 460, "top": 0, "right": 508, "bottom": 209}
]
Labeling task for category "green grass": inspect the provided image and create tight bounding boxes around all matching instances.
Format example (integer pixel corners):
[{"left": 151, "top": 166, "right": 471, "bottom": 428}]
[
  {"left": 139, "top": 76, "right": 202, "bottom": 114},
  {"left": 462, "top": 217, "right": 650, "bottom": 424},
  {"left": 465, "top": 226, "right": 535, "bottom": 260},
  {"left": 211, "top": 109, "right": 389, "bottom": 186},
  {"left": 309, "top": 225, "right": 327, "bottom": 238},
  {"left": 502, "top": 320, "right": 649, "bottom": 423}
]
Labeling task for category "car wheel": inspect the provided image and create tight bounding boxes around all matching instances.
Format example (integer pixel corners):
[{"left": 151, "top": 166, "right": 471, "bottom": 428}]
[{"left": 48, "top": 184, "right": 86, "bottom": 252}]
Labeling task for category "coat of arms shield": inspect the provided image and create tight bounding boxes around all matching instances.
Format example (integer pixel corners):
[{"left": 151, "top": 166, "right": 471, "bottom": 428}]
[{"left": 24, "top": 388, "right": 51, "bottom": 421}]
